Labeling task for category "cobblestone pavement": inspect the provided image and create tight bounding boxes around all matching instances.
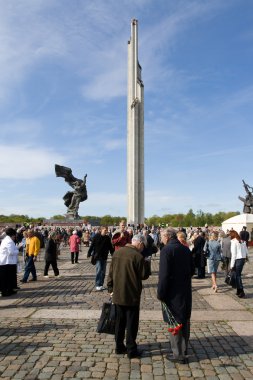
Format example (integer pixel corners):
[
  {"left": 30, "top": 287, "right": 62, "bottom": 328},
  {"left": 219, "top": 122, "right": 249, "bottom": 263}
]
[{"left": 0, "top": 246, "right": 253, "bottom": 379}]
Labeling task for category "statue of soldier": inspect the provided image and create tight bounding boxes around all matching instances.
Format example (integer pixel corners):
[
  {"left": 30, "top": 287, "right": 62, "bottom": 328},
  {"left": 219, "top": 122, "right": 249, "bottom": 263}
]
[{"left": 238, "top": 180, "right": 253, "bottom": 214}]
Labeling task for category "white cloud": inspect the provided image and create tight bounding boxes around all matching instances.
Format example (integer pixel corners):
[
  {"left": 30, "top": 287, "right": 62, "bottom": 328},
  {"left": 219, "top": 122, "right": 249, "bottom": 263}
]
[
  {"left": 0, "top": 0, "right": 232, "bottom": 106},
  {"left": 145, "top": 190, "right": 193, "bottom": 215},
  {"left": 0, "top": 1, "right": 67, "bottom": 104},
  {"left": 104, "top": 138, "right": 125, "bottom": 151},
  {"left": 0, "top": 0, "right": 249, "bottom": 220},
  {"left": 139, "top": 1, "right": 230, "bottom": 89},
  {"left": 81, "top": 65, "right": 127, "bottom": 100},
  {"left": 0, "top": 194, "right": 64, "bottom": 218},
  {"left": 79, "top": 191, "right": 127, "bottom": 217},
  {"left": 0, "top": 145, "right": 65, "bottom": 179},
  {"left": 0, "top": 119, "right": 42, "bottom": 141}
]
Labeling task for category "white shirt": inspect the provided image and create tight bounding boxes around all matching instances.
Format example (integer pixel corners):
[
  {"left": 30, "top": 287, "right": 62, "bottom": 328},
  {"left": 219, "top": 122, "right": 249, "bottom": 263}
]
[
  {"left": 230, "top": 238, "right": 248, "bottom": 268},
  {"left": 0, "top": 235, "right": 19, "bottom": 265}
]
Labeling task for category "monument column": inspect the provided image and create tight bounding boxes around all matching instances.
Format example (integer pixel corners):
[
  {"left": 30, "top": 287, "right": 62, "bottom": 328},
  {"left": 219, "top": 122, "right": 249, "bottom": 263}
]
[{"left": 127, "top": 19, "right": 144, "bottom": 225}]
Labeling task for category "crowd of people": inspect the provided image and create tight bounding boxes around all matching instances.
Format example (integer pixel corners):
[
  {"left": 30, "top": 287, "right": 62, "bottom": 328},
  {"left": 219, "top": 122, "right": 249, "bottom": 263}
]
[{"left": 0, "top": 221, "right": 251, "bottom": 362}]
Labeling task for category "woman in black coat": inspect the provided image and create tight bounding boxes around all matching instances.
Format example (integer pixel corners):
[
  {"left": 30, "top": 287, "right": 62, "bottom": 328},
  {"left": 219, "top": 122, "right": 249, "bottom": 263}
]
[
  {"left": 192, "top": 232, "right": 206, "bottom": 278},
  {"left": 44, "top": 232, "right": 59, "bottom": 277}
]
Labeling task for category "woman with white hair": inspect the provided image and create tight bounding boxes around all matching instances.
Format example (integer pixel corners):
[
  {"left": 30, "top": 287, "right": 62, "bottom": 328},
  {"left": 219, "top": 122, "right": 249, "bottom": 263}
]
[{"left": 68, "top": 230, "right": 80, "bottom": 264}]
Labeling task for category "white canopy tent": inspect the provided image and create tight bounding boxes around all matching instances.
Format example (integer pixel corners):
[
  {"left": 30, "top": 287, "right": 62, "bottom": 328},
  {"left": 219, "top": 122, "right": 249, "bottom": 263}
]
[{"left": 222, "top": 214, "right": 253, "bottom": 238}]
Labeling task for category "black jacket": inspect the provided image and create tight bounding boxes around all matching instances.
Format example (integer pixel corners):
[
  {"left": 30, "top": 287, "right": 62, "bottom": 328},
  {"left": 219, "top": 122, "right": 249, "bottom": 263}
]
[
  {"left": 142, "top": 235, "right": 155, "bottom": 258},
  {"left": 88, "top": 233, "right": 114, "bottom": 260},
  {"left": 192, "top": 235, "right": 206, "bottom": 268},
  {"left": 157, "top": 238, "right": 194, "bottom": 324},
  {"left": 45, "top": 238, "right": 57, "bottom": 261},
  {"left": 240, "top": 230, "right": 249, "bottom": 242}
]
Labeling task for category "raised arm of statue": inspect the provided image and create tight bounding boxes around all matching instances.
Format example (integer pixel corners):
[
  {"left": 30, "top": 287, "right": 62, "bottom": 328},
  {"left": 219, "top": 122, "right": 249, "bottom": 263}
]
[
  {"left": 242, "top": 180, "right": 253, "bottom": 195},
  {"left": 243, "top": 180, "right": 249, "bottom": 194}
]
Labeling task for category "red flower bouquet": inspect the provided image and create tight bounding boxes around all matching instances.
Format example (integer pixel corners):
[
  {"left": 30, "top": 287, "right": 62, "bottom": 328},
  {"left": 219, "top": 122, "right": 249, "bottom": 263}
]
[{"left": 161, "top": 302, "right": 183, "bottom": 336}]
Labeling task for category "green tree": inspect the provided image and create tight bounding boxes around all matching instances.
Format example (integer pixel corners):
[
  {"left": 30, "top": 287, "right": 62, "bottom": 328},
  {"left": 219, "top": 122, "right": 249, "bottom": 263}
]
[
  {"left": 184, "top": 209, "right": 195, "bottom": 227},
  {"left": 165, "top": 213, "right": 184, "bottom": 227},
  {"left": 205, "top": 213, "right": 214, "bottom": 226},
  {"left": 52, "top": 215, "right": 65, "bottom": 220},
  {"left": 146, "top": 215, "right": 162, "bottom": 226},
  {"left": 100, "top": 215, "right": 114, "bottom": 226},
  {"left": 195, "top": 210, "right": 205, "bottom": 227},
  {"left": 212, "top": 212, "right": 226, "bottom": 226},
  {"left": 162, "top": 214, "right": 173, "bottom": 226}
]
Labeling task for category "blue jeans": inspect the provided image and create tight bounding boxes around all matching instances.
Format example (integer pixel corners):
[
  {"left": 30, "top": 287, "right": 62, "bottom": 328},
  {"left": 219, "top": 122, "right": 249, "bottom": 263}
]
[
  {"left": 235, "top": 258, "right": 245, "bottom": 291},
  {"left": 95, "top": 259, "right": 107, "bottom": 287},
  {"left": 23, "top": 256, "right": 37, "bottom": 282}
]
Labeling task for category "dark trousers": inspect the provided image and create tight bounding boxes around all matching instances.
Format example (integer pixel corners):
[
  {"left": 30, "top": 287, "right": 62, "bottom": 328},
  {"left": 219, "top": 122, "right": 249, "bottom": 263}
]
[
  {"left": 222, "top": 257, "right": 231, "bottom": 275},
  {"left": 71, "top": 252, "right": 79, "bottom": 263},
  {"left": 0, "top": 264, "right": 17, "bottom": 295},
  {"left": 9, "top": 264, "right": 17, "bottom": 289},
  {"left": 23, "top": 256, "right": 37, "bottom": 282},
  {"left": 44, "top": 260, "right": 59, "bottom": 276},
  {"left": 235, "top": 258, "right": 245, "bottom": 291},
  {"left": 115, "top": 304, "right": 140, "bottom": 354},
  {"left": 169, "top": 319, "right": 190, "bottom": 360},
  {"left": 197, "top": 267, "right": 205, "bottom": 278}
]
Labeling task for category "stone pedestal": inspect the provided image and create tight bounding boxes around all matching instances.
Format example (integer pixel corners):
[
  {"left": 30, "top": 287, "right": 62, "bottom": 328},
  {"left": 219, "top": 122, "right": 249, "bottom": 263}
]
[{"left": 43, "top": 218, "right": 83, "bottom": 227}]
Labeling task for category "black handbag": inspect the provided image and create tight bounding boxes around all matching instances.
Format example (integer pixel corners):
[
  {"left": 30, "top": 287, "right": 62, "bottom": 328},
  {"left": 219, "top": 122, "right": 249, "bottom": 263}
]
[
  {"left": 91, "top": 252, "right": 98, "bottom": 265},
  {"left": 152, "top": 244, "right": 158, "bottom": 254},
  {"left": 204, "top": 242, "right": 210, "bottom": 258},
  {"left": 96, "top": 300, "right": 116, "bottom": 335},
  {"left": 225, "top": 270, "right": 237, "bottom": 289}
]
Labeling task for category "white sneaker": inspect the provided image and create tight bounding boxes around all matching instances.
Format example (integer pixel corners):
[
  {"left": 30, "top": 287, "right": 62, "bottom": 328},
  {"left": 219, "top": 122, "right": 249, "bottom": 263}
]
[
  {"left": 43, "top": 275, "right": 49, "bottom": 278},
  {"left": 96, "top": 286, "right": 102, "bottom": 291}
]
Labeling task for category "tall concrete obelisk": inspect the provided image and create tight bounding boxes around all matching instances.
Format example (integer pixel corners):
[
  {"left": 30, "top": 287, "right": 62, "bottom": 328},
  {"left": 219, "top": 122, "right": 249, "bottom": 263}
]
[{"left": 127, "top": 19, "right": 144, "bottom": 225}]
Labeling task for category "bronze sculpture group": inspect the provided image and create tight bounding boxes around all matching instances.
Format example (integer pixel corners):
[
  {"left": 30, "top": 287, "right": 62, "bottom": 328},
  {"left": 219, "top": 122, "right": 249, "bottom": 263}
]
[{"left": 55, "top": 164, "right": 88, "bottom": 219}]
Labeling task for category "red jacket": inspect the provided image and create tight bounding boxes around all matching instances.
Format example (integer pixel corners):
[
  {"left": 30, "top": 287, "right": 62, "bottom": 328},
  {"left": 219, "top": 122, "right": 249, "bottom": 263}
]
[
  {"left": 112, "top": 231, "right": 131, "bottom": 251},
  {"left": 69, "top": 234, "right": 80, "bottom": 252}
]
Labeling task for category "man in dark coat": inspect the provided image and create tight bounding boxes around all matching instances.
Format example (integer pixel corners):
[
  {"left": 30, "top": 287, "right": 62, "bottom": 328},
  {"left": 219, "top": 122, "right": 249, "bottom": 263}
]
[
  {"left": 107, "top": 234, "right": 150, "bottom": 359},
  {"left": 88, "top": 226, "right": 114, "bottom": 291},
  {"left": 157, "top": 228, "right": 194, "bottom": 364},
  {"left": 192, "top": 232, "right": 206, "bottom": 278},
  {"left": 240, "top": 226, "right": 249, "bottom": 247}
]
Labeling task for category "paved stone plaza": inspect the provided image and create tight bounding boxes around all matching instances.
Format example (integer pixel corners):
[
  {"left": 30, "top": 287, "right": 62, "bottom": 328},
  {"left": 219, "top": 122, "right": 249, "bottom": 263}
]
[{"left": 1, "top": 246, "right": 253, "bottom": 380}]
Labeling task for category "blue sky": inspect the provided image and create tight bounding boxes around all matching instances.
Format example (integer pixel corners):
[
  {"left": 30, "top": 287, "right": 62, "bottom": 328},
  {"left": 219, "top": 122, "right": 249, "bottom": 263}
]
[{"left": 0, "top": 0, "right": 253, "bottom": 219}]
